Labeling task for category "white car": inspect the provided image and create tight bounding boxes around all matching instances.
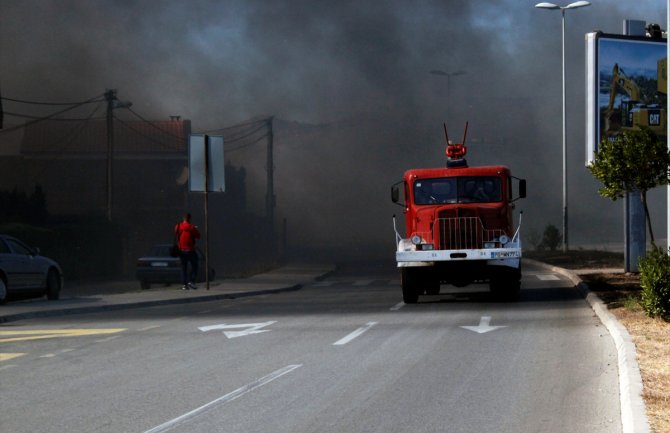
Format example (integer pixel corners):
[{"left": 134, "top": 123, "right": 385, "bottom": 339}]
[{"left": 0, "top": 234, "right": 63, "bottom": 303}]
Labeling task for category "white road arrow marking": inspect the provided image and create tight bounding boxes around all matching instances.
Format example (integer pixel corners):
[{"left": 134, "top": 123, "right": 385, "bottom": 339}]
[
  {"left": 460, "top": 316, "right": 507, "bottom": 334},
  {"left": 198, "top": 321, "right": 277, "bottom": 339}
]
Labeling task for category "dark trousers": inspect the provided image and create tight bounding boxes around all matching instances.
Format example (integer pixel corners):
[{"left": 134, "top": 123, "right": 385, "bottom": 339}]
[{"left": 179, "top": 250, "right": 198, "bottom": 285}]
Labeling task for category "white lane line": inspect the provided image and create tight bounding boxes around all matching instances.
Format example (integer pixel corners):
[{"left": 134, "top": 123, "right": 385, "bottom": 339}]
[
  {"left": 536, "top": 274, "right": 560, "bottom": 281},
  {"left": 390, "top": 302, "right": 405, "bottom": 311},
  {"left": 0, "top": 364, "right": 18, "bottom": 371},
  {"left": 142, "top": 364, "right": 302, "bottom": 433},
  {"left": 95, "top": 335, "right": 121, "bottom": 343},
  {"left": 40, "top": 354, "right": 56, "bottom": 358},
  {"left": 333, "top": 322, "right": 378, "bottom": 346},
  {"left": 138, "top": 325, "right": 161, "bottom": 332}
]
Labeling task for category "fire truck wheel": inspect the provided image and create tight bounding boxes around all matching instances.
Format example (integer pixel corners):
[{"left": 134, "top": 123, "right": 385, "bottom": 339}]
[
  {"left": 425, "top": 278, "right": 440, "bottom": 296},
  {"left": 401, "top": 268, "right": 419, "bottom": 304}
]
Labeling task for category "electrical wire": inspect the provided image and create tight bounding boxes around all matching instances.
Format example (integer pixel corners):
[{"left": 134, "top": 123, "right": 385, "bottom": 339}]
[
  {"left": 0, "top": 93, "right": 107, "bottom": 134},
  {"left": 226, "top": 132, "right": 270, "bottom": 153},
  {"left": 0, "top": 94, "right": 105, "bottom": 105},
  {"left": 224, "top": 122, "right": 269, "bottom": 144},
  {"left": 28, "top": 103, "right": 104, "bottom": 179},
  {"left": 3, "top": 111, "right": 106, "bottom": 121},
  {"left": 195, "top": 116, "right": 269, "bottom": 135},
  {"left": 126, "top": 107, "right": 188, "bottom": 141},
  {"left": 113, "top": 115, "right": 184, "bottom": 150}
]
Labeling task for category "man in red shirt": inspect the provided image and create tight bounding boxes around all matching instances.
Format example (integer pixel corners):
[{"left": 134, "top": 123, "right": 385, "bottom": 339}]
[{"left": 174, "top": 213, "right": 201, "bottom": 290}]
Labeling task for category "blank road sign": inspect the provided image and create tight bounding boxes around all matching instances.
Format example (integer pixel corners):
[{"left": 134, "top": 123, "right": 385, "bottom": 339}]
[{"left": 189, "top": 134, "right": 225, "bottom": 192}]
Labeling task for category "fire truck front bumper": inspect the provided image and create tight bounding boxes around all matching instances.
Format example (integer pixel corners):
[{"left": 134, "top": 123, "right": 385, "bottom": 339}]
[{"left": 396, "top": 248, "right": 522, "bottom": 267}]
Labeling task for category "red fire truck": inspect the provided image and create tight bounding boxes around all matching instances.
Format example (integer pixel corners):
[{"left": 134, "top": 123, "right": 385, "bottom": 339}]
[{"left": 391, "top": 124, "right": 526, "bottom": 303}]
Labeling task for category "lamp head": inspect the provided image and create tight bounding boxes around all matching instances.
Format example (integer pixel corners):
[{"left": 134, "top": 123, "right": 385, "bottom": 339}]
[
  {"left": 565, "top": 1, "right": 591, "bottom": 9},
  {"left": 535, "top": 2, "right": 560, "bottom": 9}
]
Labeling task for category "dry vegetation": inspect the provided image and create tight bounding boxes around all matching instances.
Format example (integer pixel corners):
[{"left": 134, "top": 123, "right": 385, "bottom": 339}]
[{"left": 531, "top": 251, "right": 669, "bottom": 433}]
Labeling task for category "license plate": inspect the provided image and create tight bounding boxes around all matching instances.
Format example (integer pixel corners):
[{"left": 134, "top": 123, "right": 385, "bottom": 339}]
[
  {"left": 151, "top": 262, "right": 169, "bottom": 267},
  {"left": 491, "top": 251, "right": 520, "bottom": 259}
]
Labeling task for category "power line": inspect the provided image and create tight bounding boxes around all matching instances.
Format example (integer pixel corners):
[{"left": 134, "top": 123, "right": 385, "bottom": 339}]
[
  {"left": 227, "top": 132, "right": 270, "bottom": 153},
  {"left": 126, "top": 107, "right": 187, "bottom": 141},
  {"left": 113, "top": 115, "right": 184, "bottom": 150},
  {"left": 29, "top": 103, "right": 104, "bottom": 180},
  {"left": 195, "top": 116, "right": 269, "bottom": 135},
  {"left": 225, "top": 122, "right": 269, "bottom": 144},
  {"left": 3, "top": 111, "right": 106, "bottom": 121},
  {"left": 0, "top": 94, "right": 105, "bottom": 106},
  {"left": 0, "top": 93, "right": 108, "bottom": 134}
]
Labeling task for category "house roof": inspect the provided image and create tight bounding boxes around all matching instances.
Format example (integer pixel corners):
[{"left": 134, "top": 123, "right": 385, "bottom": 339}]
[{"left": 20, "top": 118, "right": 190, "bottom": 156}]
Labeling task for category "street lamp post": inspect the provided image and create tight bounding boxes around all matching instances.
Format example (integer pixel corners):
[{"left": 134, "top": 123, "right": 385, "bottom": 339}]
[
  {"left": 535, "top": 1, "right": 590, "bottom": 252},
  {"left": 430, "top": 70, "right": 466, "bottom": 122}
]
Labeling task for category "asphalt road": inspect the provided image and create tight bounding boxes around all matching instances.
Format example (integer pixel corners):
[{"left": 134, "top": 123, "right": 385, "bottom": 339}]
[{"left": 0, "top": 261, "right": 621, "bottom": 433}]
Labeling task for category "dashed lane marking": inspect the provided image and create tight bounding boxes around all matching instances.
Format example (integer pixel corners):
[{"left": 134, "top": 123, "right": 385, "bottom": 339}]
[
  {"left": 390, "top": 302, "right": 405, "bottom": 311},
  {"left": 353, "top": 280, "right": 375, "bottom": 286},
  {"left": 0, "top": 353, "right": 26, "bottom": 362},
  {"left": 536, "top": 274, "right": 560, "bottom": 281},
  {"left": 95, "top": 335, "right": 122, "bottom": 344},
  {"left": 333, "top": 322, "right": 378, "bottom": 346},
  {"left": 0, "top": 329, "right": 126, "bottom": 344}
]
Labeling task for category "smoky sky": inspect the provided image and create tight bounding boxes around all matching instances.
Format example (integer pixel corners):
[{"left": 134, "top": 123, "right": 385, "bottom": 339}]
[
  {"left": 5, "top": 0, "right": 661, "bottom": 127},
  {"left": 1, "top": 0, "right": 668, "bottom": 254}
]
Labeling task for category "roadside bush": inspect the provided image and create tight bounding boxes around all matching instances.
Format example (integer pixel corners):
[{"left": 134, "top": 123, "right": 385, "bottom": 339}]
[
  {"left": 540, "top": 224, "right": 562, "bottom": 251},
  {"left": 638, "top": 246, "right": 670, "bottom": 320}
]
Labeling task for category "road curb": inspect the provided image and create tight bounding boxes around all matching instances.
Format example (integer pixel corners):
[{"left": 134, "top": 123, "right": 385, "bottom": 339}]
[
  {"left": 526, "top": 259, "right": 650, "bottom": 433},
  {"left": 0, "top": 284, "right": 302, "bottom": 324}
]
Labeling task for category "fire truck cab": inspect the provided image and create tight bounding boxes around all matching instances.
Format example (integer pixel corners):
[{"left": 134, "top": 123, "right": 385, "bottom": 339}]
[{"left": 391, "top": 128, "right": 526, "bottom": 303}]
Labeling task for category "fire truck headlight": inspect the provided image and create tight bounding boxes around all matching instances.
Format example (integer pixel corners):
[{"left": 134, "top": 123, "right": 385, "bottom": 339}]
[
  {"left": 411, "top": 235, "right": 422, "bottom": 245},
  {"left": 499, "top": 235, "right": 510, "bottom": 245}
]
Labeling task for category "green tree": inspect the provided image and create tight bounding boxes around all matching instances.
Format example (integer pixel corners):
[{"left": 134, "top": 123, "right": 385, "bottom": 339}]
[{"left": 587, "top": 127, "right": 670, "bottom": 243}]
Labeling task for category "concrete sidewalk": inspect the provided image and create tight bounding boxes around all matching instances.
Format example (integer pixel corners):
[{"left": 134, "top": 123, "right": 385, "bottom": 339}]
[
  {"left": 526, "top": 259, "right": 650, "bottom": 433},
  {"left": 0, "top": 264, "right": 335, "bottom": 324}
]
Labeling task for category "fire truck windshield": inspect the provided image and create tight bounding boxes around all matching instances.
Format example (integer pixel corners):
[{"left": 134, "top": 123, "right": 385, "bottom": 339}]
[{"left": 413, "top": 177, "right": 502, "bottom": 205}]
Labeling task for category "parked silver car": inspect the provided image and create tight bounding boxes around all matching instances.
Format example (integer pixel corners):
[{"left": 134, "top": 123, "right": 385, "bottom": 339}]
[{"left": 0, "top": 234, "right": 63, "bottom": 303}]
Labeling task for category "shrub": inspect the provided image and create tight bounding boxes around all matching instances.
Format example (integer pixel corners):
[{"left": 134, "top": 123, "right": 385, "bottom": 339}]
[
  {"left": 638, "top": 246, "right": 670, "bottom": 320},
  {"left": 540, "top": 224, "right": 562, "bottom": 251}
]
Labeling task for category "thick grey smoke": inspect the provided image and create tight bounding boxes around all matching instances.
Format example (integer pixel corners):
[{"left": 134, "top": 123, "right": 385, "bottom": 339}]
[{"left": 1, "top": 0, "right": 667, "bottom": 257}]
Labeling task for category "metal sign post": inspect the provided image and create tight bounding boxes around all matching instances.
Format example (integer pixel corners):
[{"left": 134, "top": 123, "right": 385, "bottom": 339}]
[{"left": 204, "top": 135, "right": 210, "bottom": 290}]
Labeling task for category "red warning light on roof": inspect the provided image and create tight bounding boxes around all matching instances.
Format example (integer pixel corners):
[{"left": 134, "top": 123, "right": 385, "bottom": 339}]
[{"left": 446, "top": 143, "right": 467, "bottom": 159}]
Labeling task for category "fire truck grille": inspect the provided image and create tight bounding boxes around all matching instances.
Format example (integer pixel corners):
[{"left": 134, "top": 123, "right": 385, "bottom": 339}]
[{"left": 434, "top": 217, "right": 506, "bottom": 250}]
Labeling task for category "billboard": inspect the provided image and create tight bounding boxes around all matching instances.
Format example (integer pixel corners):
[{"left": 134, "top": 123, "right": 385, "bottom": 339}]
[{"left": 585, "top": 32, "right": 667, "bottom": 164}]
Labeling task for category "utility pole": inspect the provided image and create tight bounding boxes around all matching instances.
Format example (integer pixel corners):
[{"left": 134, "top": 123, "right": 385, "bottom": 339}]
[
  {"left": 104, "top": 89, "right": 132, "bottom": 222},
  {"left": 105, "top": 89, "right": 116, "bottom": 222},
  {"left": 266, "top": 116, "right": 275, "bottom": 235}
]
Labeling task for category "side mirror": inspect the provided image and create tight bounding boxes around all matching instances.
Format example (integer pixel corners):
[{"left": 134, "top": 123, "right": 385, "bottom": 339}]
[
  {"left": 519, "top": 179, "right": 527, "bottom": 199},
  {"left": 391, "top": 185, "right": 400, "bottom": 203},
  {"left": 391, "top": 181, "right": 405, "bottom": 207}
]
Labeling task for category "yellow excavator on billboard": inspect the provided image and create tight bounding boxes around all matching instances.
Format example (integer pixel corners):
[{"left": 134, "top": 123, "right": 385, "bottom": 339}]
[{"left": 604, "top": 59, "right": 667, "bottom": 139}]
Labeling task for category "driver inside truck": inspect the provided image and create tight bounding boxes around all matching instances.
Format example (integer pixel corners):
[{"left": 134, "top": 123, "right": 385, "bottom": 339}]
[
  {"left": 414, "top": 180, "right": 454, "bottom": 204},
  {"left": 473, "top": 180, "right": 489, "bottom": 201}
]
